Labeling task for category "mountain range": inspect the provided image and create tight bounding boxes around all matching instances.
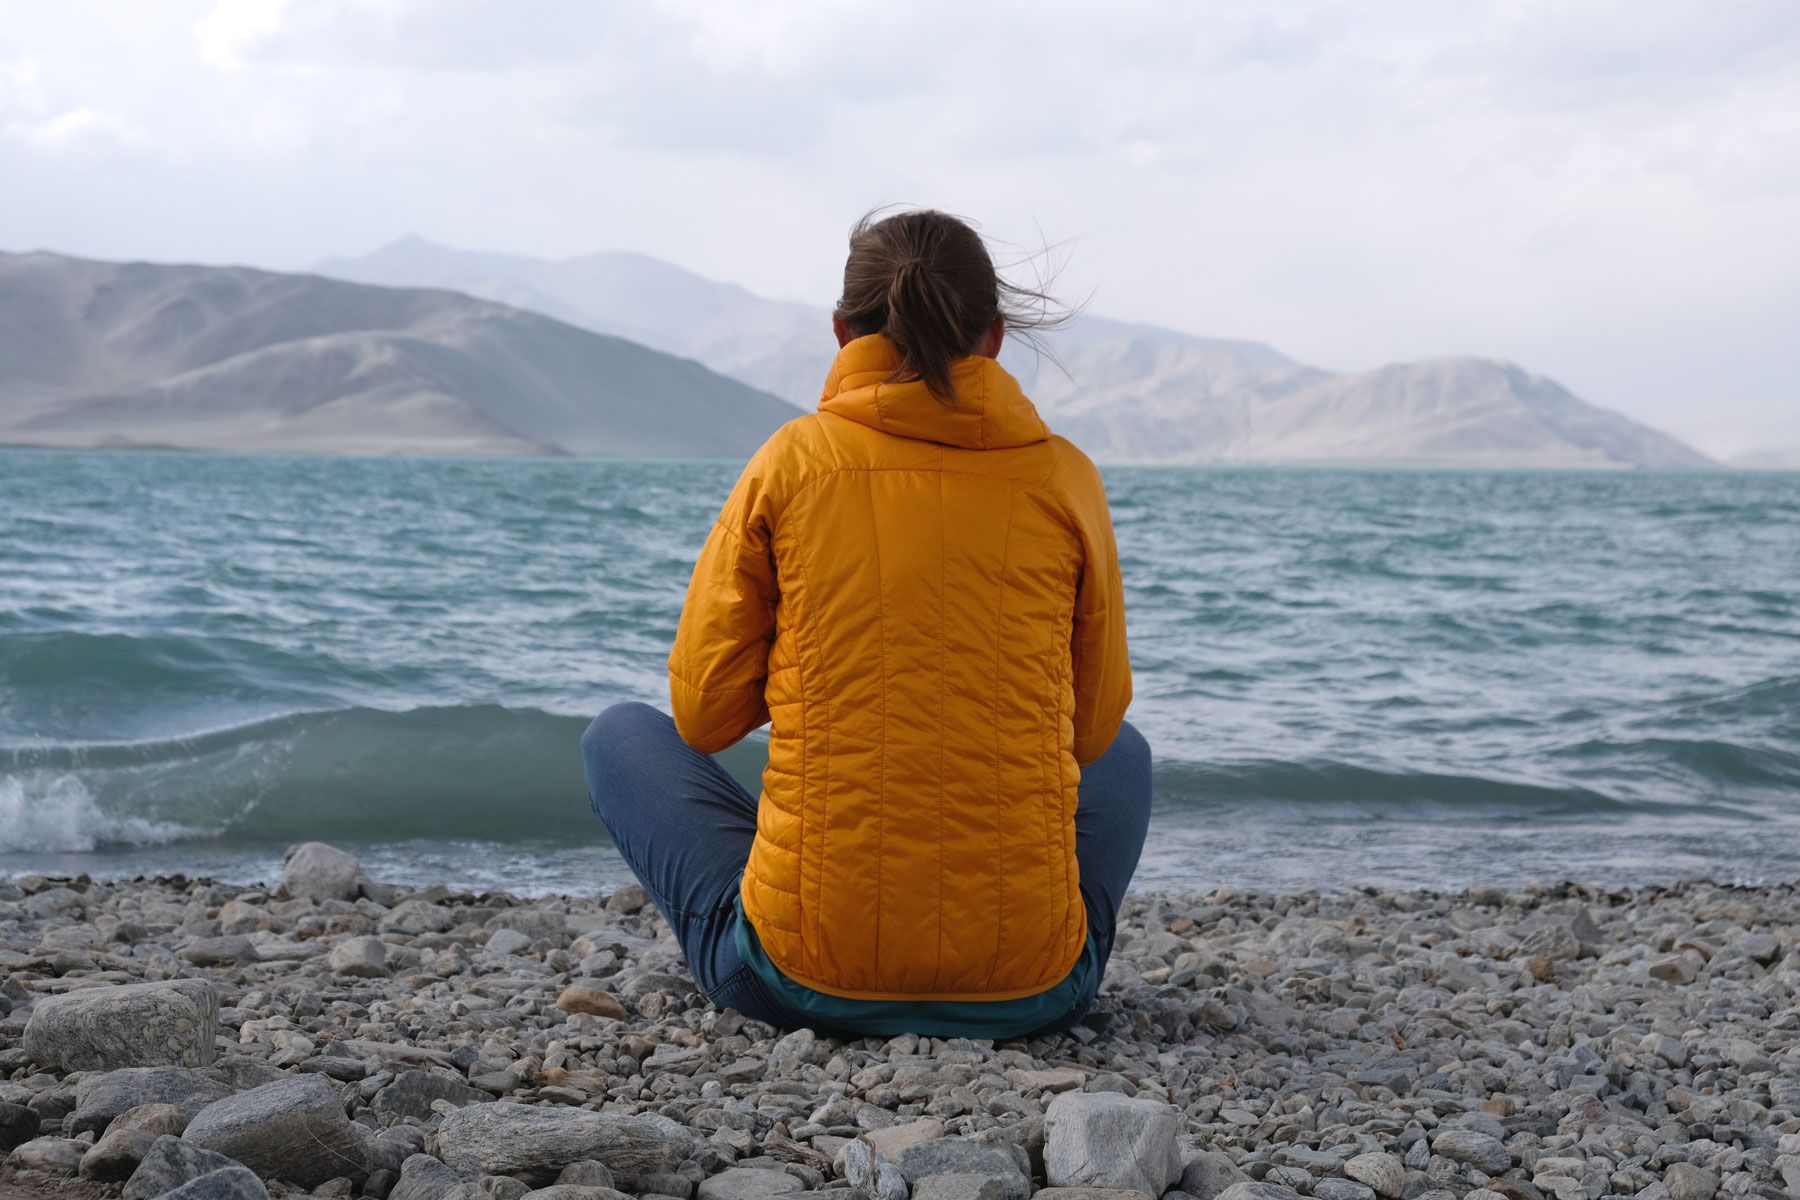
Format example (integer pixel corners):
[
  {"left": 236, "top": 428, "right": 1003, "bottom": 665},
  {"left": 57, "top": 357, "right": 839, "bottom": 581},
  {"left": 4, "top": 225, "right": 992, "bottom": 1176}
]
[
  {"left": 0, "top": 250, "right": 797, "bottom": 457},
  {"left": 0, "top": 239, "right": 1716, "bottom": 466},
  {"left": 319, "top": 236, "right": 1712, "bottom": 468}
]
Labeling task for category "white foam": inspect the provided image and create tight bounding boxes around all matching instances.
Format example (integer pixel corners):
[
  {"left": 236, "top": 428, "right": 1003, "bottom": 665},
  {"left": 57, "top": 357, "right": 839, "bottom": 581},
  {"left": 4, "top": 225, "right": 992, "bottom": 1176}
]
[{"left": 0, "top": 774, "right": 197, "bottom": 853}]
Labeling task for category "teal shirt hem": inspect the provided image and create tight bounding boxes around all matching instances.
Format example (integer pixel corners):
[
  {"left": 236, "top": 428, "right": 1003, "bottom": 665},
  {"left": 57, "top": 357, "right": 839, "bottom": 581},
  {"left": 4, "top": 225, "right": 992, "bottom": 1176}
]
[{"left": 732, "top": 893, "right": 1094, "bottom": 1039}]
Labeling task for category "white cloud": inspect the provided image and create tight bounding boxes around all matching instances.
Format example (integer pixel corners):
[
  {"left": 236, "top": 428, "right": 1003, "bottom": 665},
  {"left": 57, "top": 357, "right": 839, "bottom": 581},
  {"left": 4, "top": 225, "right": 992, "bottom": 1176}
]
[
  {"left": 194, "top": 0, "right": 294, "bottom": 69},
  {"left": 20, "top": 105, "right": 145, "bottom": 147}
]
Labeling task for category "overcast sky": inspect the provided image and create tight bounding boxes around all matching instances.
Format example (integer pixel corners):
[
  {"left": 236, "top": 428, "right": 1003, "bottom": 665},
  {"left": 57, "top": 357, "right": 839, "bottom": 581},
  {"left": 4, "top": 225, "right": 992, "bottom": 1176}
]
[{"left": 4, "top": 1, "right": 1797, "bottom": 456}]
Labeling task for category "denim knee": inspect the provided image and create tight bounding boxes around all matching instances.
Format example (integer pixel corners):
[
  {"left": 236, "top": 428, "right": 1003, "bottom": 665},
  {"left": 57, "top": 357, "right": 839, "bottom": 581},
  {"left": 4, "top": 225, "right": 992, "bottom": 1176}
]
[
  {"left": 582, "top": 701, "right": 665, "bottom": 819},
  {"left": 1108, "top": 719, "right": 1152, "bottom": 776},
  {"left": 583, "top": 700, "right": 663, "bottom": 754}
]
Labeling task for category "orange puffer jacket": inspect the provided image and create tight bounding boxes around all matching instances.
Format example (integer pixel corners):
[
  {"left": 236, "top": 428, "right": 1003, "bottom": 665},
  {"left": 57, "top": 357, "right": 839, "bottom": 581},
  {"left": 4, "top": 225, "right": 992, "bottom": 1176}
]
[{"left": 669, "top": 334, "right": 1131, "bottom": 1001}]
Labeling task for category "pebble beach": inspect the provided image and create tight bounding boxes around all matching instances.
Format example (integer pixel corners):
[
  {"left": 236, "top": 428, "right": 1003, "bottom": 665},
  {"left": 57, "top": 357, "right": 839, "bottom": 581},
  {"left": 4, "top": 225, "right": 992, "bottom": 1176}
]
[{"left": 3, "top": 844, "right": 1797, "bottom": 1200}]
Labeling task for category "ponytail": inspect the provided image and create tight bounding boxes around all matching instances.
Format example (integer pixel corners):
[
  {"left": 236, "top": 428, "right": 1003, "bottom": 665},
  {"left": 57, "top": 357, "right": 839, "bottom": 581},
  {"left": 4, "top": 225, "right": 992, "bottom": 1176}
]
[{"left": 835, "top": 209, "right": 1068, "bottom": 402}]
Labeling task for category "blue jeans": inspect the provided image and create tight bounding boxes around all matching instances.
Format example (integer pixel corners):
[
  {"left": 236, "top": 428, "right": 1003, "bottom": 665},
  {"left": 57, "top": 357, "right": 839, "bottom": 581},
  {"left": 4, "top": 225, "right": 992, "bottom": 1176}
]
[{"left": 581, "top": 702, "right": 1151, "bottom": 1036}]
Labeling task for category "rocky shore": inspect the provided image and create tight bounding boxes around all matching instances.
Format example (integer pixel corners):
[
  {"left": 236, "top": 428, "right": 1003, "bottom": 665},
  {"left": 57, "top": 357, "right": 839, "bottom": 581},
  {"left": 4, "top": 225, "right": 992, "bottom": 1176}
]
[{"left": 3, "top": 843, "right": 1796, "bottom": 1200}]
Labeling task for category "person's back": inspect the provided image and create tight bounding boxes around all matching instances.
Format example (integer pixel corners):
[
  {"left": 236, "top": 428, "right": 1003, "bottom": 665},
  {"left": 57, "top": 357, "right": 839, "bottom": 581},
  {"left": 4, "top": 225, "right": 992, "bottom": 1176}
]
[{"left": 584, "top": 209, "right": 1147, "bottom": 1037}]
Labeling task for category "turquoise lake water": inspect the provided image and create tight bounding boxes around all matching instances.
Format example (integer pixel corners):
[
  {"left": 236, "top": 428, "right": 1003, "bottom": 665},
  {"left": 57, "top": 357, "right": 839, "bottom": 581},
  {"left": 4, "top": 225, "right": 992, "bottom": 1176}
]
[{"left": 1, "top": 449, "right": 1795, "bottom": 894}]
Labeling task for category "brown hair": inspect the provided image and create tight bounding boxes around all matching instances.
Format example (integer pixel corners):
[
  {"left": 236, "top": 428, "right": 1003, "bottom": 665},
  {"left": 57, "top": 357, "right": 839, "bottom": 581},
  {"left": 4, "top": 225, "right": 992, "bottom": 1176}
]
[{"left": 835, "top": 208, "right": 1069, "bottom": 401}]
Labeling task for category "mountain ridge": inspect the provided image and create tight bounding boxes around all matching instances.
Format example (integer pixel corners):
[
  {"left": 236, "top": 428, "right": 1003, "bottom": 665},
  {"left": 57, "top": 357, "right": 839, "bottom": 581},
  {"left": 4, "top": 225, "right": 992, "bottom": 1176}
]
[
  {"left": 316, "top": 235, "right": 1711, "bottom": 469},
  {"left": 0, "top": 250, "right": 801, "bottom": 457}
]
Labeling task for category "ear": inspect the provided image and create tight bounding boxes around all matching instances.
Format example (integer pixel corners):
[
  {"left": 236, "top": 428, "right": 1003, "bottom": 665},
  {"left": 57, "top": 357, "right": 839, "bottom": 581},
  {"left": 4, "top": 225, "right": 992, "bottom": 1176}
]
[
  {"left": 832, "top": 313, "right": 855, "bottom": 348},
  {"left": 973, "top": 314, "right": 1005, "bottom": 359}
]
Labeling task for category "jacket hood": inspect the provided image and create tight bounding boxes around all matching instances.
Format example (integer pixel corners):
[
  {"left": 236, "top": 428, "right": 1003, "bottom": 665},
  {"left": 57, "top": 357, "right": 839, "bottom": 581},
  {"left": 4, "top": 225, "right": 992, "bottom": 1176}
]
[{"left": 817, "top": 334, "right": 1051, "bottom": 450}]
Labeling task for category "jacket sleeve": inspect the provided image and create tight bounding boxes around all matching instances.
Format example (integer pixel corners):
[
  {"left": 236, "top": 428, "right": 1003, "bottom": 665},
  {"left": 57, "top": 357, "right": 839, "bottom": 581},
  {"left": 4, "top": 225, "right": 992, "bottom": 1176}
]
[
  {"left": 667, "top": 446, "right": 782, "bottom": 753},
  {"left": 1063, "top": 450, "right": 1132, "bottom": 766}
]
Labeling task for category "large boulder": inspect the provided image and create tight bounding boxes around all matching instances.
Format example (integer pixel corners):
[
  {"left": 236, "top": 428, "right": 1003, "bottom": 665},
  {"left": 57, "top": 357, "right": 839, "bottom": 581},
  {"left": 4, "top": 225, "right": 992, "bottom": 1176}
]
[
  {"left": 182, "top": 1074, "right": 367, "bottom": 1188},
  {"left": 281, "top": 842, "right": 366, "bottom": 902},
  {"left": 22, "top": 979, "right": 218, "bottom": 1071},
  {"left": 69, "top": 1067, "right": 231, "bottom": 1136},
  {"left": 122, "top": 1135, "right": 242, "bottom": 1200},
  {"left": 162, "top": 1166, "right": 272, "bottom": 1200},
  {"left": 431, "top": 1103, "right": 693, "bottom": 1189},
  {"left": 79, "top": 1104, "right": 195, "bottom": 1181},
  {"left": 1043, "top": 1092, "right": 1182, "bottom": 1199}
]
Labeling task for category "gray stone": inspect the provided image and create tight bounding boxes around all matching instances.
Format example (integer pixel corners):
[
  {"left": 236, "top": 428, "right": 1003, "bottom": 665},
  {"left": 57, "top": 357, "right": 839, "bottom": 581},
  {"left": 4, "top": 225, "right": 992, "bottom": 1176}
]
[
  {"left": 162, "top": 1166, "right": 272, "bottom": 1200},
  {"left": 1043, "top": 1092, "right": 1182, "bottom": 1199},
  {"left": 604, "top": 883, "right": 649, "bottom": 913},
  {"left": 1314, "top": 1182, "right": 1378, "bottom": 1200},
  {"left": 643, "top": 1172, "right": 698, "bottom": 1200},
  {"left": 0, "top": 1100, "right": 40, "bottom": 1152},
  {"left": 391, "top": 1153, "right": 468, "bottom": 1200},
  {"left": 9, "top": 1136, "right": 87, "bottom": 1172},
  {"left": 486, "top": 929, "right": 533, "bottom": 956},
  {"left": 182, "top": 1073, "right": 368, "bottom": 1188},
  {"left": 521, "top": 1189, "right": 635, "bottom": 1200},
  {"left": 371, "top": 1069, "right": 490, "bottom": 1121},
  {"left": 1276, "top": 1148, "right": 1348, "bottom": 1174},
  {"left": 1737, "top": 931, "right": 1780, "bottom": 963},
  {"left": 697, "top": 1168, "right": 808, "bottom": 1200},
  {"left": 80, "top": 1128, "right": 163, "bottom": 1181},
  {"left": 70, "top": 1066, "right": 231, "bottom": 1135},
  {"left": 862, "top": 1119, "right": 948, "bottom": 1161},
  {"left": 912, "top": 1176, "right": 1010, "bottom": 1200},
  {"left": 1519, "top": 925, "right": 1581, "bottom": 962},
  {"left": 1430, "top": 1131, "right": 1511, "bottom": 1176},
  {"left": 557, "top": 1161, "right": 618, "bottom": 1189},
  {"left": 283, "top": 843, "right": 367, "bottom": 902},
  {"left": 206, "top": 1057, "right": 289, "bottom": 1091},
  {"left": 1442, "top": 1112, "right": 1507, "bottom": 1141},
  {"left": 1664, "top": 1164, "right": 1717, "bottom": 1200},
  {"left": 873, "top": 1161, "right": 909, "bottom": 1200},
  {"left": 1345, "top": 1153, "right": 1406, "bottom": 1199},
  {"left": 1354, "top": 1061, "right": 1418, "bottom": 1091},
  {"left": 1649, "top": 955, "right": 1698, "bottom": 985},
  {"left": 22, "top": 979, "right": 219, "bottom": 1071},
  {"left": 844, "top": 1139, "right": 881, "bottom": 1188},
  {"left": 1216, "top": 1186, "right": 1307, "bottom": 1200},
  {"left": 216, "top": 901, "right": 272, "bottom": 936},
  {"left": 329, "top": 935, "right": 389, "bottom": 977},
  {"left": 768, "top": 1028, "right": 818, "bottom": 1066},
  {"left": 79, "top": 1104, "right": 191, "bottom": 1178},
  {"left": 1181, "top": 1154, "right": 1252, "bottom": 1200},
  {"left": 380, "top": 901, "right": 456, "bottom": 935},
  {"left": 123, "top": 1134, "right": 243, "bottom": 1200},
  {"left": 432, "top": 1102, "right": 694, "bottom": 1189},
  {"left": 182, "top": 936, "right": 260, "bottom": 966},
  {"left": 894, "top": 1137, "right": 1031, "bottom": 1200},
  {"left": 485, "top": 1179, "right": 534, "bottom": 1200},
  {"left": 1035, "top": 1192, "right": 1151, "bottom": 1200}
]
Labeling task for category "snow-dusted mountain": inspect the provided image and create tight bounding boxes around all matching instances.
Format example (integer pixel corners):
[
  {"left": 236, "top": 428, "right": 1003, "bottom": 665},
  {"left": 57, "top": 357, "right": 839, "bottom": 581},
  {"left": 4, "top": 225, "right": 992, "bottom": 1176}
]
[{"left": 316, "top": 236, "right": 1712, "bottom": 468}]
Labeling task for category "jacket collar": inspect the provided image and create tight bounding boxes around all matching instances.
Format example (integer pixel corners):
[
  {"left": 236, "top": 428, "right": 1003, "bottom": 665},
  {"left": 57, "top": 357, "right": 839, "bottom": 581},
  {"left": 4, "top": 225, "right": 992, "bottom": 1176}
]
[{"left": 817, "top": 334, "right": 1051, "bottom": 450}]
